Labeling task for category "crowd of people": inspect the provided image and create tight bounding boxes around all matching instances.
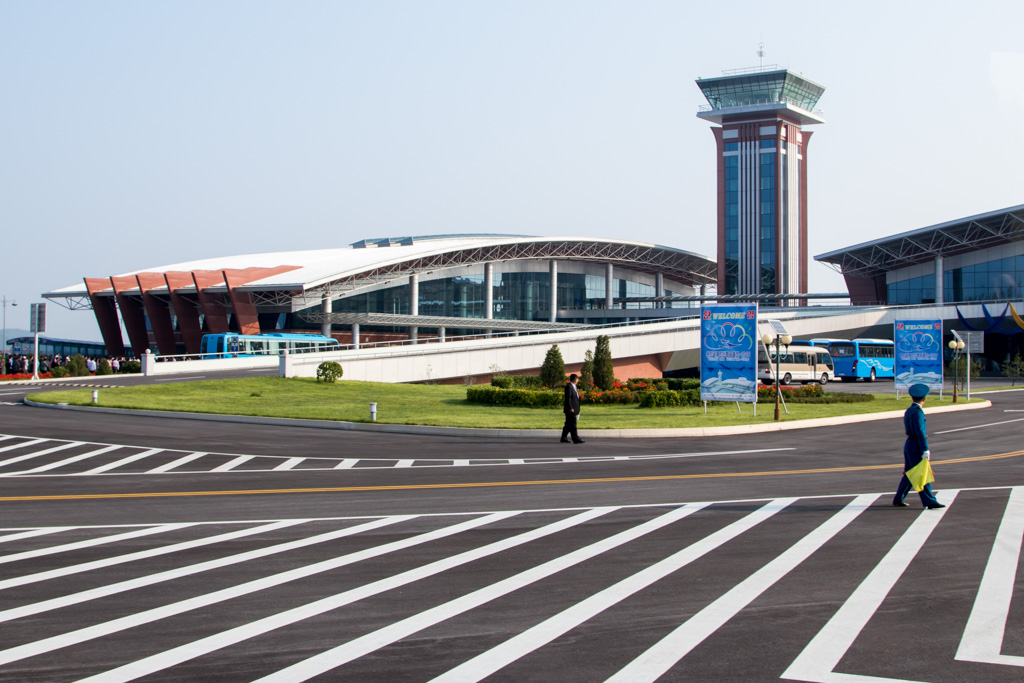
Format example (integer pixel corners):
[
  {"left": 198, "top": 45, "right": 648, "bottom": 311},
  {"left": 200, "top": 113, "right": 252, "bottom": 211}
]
[{"left": 2, "top": 354, "right": 134, "bottom": 377}]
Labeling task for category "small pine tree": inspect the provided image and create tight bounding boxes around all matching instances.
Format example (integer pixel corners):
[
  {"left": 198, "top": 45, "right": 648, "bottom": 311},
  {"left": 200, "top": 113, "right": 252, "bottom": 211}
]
[
  {"left": 97, "top": 358, "right": 113, "bottom": 375},
  {"left": 593, "top": 335, "right": 615, "bottom": 390},
  {"left": 1002, "top": 352, "right": 1024, "bottom": 387},
  {"left": 67, "top": 354, "right": 88, "bottom": 377},
  {"left": 579, "top": 349, "right": 595, "bottom": 391},
  {"left": 539, "top": 344, "right": 566, "bottom": 388}
]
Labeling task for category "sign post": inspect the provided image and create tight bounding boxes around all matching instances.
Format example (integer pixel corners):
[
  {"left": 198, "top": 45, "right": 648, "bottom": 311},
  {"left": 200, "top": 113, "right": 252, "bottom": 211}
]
[
  {"left": 966, "top": 331, "right": 983, "bottom": 401},
  {"left": 700, "top": 304, "right": 759, "bottom": 409},
  {"left": 29, "top": 303, "right": 45, "bottom": 380},
  {"left": 894, "top": 320, "right": 943, "bottom": 399}
]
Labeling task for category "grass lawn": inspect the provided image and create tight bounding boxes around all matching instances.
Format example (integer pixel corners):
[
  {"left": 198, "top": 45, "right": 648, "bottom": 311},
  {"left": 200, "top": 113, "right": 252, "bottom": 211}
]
[{"left": 27, "top": 377, "right": 986, "bottom": 430}]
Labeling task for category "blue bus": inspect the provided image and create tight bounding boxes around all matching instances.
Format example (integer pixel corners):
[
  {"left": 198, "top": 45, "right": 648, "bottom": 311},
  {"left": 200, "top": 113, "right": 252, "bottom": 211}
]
[
  {"left": 826, "top": 338, "right": 895, "bottom": 382},
  {"left": 200, "top": 333, "right": 339, "bottom": 358}
]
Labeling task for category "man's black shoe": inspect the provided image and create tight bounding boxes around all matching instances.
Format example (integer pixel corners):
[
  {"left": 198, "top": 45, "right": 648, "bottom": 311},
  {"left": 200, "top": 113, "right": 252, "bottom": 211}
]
[
  {"left": 573, "top": 439, "right": 585, "bottom": 444},
  {"left": 892, "top": 501, "right": 909, "bottom": 507},
  {"left": 560, "top": 438, "right": 570, "bottom": 443},
  {"left": 927, "top": 503, "right": 946, "bottom": 509}
]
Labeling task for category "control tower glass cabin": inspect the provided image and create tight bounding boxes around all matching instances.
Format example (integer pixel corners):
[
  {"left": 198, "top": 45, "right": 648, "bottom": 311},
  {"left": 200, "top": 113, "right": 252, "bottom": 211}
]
[{"left": 696, "top": 68, "right": 825, "bottom": 303}]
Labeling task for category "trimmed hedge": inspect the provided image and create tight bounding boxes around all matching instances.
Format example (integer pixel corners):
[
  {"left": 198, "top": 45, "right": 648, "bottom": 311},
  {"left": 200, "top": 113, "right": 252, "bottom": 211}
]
[
  {"left": 491, "top": 375, "right": 545, "bottom": 390},
  {"left": 467, "top": 385, "right": 561, "bottom": 408},
  {"left": 627, "top": 377, "right": 700, "bottom": 391}
]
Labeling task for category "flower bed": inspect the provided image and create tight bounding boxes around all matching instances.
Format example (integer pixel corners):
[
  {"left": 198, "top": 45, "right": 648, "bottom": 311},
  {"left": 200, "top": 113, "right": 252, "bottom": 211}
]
[{"left": 0, "top": 373, "right": 52, "bottom": 382}]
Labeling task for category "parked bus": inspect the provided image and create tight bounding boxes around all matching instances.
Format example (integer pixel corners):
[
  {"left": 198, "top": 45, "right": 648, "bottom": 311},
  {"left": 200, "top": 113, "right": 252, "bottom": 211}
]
[
  {"left": 826, "top": 338, "right": 895, "bottom": 382},
  {"left": 200, "top": 333, "right": 339, "bottom": 358},
  {"left": 759, "top": 345, "right": 835, "bottom": 385}
]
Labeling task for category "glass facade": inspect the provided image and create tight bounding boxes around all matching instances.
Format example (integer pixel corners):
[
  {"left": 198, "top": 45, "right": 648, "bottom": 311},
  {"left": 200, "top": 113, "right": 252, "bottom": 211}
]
[
  {"left": 887, "top": 254, "right": 1024, "bottom": 304},
  {"left": 760, "top": 151, "right": 776, "bottom": 294},
  {"left": 698, "top": 70, "right": 825, "bottom": 112},
  {"left": 724, "top": 155, "right": 739, "bottom": 295}
]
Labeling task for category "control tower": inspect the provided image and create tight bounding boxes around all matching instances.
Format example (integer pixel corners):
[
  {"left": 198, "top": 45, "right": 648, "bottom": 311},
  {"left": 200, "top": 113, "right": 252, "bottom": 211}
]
[{"left": 696, "top": 66, "right": 825, "bottom": 302}]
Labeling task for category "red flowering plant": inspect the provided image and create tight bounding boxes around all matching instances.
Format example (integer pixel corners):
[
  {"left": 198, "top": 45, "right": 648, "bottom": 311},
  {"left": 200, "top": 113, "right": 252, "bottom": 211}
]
[{"left": 0, "top": 373, "right": 52, "bottom": 381}]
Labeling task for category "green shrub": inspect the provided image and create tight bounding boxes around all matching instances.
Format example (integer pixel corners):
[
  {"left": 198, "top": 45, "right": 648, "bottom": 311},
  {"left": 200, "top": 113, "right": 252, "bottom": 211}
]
[
  {"left": 120, "top": 360, "right": 142, "bottom": 374},
  {"left": 316, "top": 361, "right": 344, "bottom": 383},
  {"left": 579, "top": 350, "right": 595, "bottom": 391},
  {"left": 66, "top": 354, "right": 89, "bottom": 377},
  {"left": 466, "top": 385, "right": 561, "bottom": 408},
  {"left": 97, "top": 358, "right": 113, "bottom": 375},
  {"left": 539, "top": 344, "right": 566, "bottom": 388},
  {"left": 593, "top": 335, "right": 615, "bottom": 390},
  {"left": 49, "top": 366, "right": 69, "bottom": 378},
  {"left": 491, "top": 375, "right": 544, "bottom": 390}
]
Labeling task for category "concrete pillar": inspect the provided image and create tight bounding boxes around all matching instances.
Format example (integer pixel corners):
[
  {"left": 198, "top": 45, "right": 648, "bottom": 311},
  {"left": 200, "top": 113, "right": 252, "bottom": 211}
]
[
  {"left": 438, "top": 327, "right": 445, "bottom": 343},
  {"left": 352, "top": 323, "right": 360, "bottom": 350},
  {"left": 934, "top": 256, "right": 944, "bottom": 305},
  {"left": 321, "top": 293, "right": 332, "bottom": 338},
  {"left": 549, "top": 260, "right": 558, "bottom": 323},
  {"left": 409, "top": 273, "right": 419, "bottom": 344},
  {"left": 484, "top": 262, "right": 493, "bottom": 320},
  {"left": 605, "top": 263, "right": 614, "bottom": 310}
]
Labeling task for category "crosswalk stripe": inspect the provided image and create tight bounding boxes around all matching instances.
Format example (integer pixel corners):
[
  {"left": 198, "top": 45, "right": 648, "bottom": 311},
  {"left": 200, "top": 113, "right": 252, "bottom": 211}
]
[
  {"left": 605, "top": 494, "right": 879, "bottom": 683},
  {"left": 0, "top": 517, "right": 407, "bottom": 625},
  {"left": 81, "top": 508, "right": 610, "bottom": 683},
  {"left": 146, "top": 452, "right": 207, "bottom": 473},
  {"left": 430, "top": 498, "right": 796, "bottom": 683},
  {"left": 0, "top": 442, "right": 81, "bottom": 472},
  {"left": 78, "top": 449, "right": 164, "bottom": 475},
  {"left": 333, "top": 459, "right": 358, "bottom": 469},
  {"left": 781, "top": 490, "right": 960, "bottom": 683},
  {"left": 956, "top": 486, "right": 1024, "bottom": 667},
  {"left": 257, "top": 503, "right": 738, "bottom": 683},
  {"left": 0, "top": 520, "right": 306, "bottom": 592},
  {"left": 0, "top": 512, "right": 512, "bottom": 669},
  {"left": 0, "top": 438, "right": 45, "bottom": 454},
  {"left": 12, "top": 445, "right": 121, "bottom": 475},
  {"left": 211, "top": 456, "right": 253, "bottom": 472},
  {"left": 0, "top": 524, "right": 194, "bottom": 566},
  {"left": 271, "top": 458, "right": 303, "bottom": 471},
  {"left": 0, "top": 528, "right": 75, "bottom": 544}
]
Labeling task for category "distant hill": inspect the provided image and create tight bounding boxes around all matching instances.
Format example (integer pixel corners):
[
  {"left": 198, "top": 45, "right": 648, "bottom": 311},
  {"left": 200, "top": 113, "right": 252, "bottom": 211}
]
[{"left": 4, "top": 328, "right": 30, "bottom": 342}]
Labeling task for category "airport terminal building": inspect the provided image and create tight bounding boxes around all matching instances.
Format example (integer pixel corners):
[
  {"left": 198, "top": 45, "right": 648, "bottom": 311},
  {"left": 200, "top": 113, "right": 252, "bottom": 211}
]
[{"left": 43, "top": 235, "right": 717, "bottom": 356}]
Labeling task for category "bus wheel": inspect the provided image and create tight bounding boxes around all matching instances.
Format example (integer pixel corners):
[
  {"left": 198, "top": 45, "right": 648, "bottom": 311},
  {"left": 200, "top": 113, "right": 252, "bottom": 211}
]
[
  {"left": 866, "top": 368, "right": 876, "bottom": 382},
  {"left": 782, "top": 373, "right": 792, "bottom": 385},
  {"left": 820, "top": 373, "right": 829, "bottom": 385}
]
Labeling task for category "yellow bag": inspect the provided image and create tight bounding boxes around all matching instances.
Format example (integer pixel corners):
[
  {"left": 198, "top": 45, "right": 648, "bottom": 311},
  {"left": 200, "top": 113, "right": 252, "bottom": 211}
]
[{"left": 905, "top": 458, "right": 935, "bottom": 492}]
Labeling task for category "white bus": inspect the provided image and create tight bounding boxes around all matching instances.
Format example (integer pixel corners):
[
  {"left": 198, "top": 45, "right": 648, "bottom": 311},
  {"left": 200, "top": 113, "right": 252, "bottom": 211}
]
[{"left": 759, "top": 345, "right": 835, "bottom": 385}]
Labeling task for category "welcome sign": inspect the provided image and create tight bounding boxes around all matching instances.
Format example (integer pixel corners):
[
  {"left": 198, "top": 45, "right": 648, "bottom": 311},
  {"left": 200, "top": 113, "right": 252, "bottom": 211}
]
[
  {"left": 700, "top": 304, "right": 758, "bottom": 403},
  {"left": 894, "top": 319, "right": 943, "bottom": 392}
]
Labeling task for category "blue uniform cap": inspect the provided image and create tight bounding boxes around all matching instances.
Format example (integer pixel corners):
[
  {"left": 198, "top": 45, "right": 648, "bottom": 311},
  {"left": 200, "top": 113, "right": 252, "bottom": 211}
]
[{"left": 909, "top": 383, "right": 930, "bottom": 399}]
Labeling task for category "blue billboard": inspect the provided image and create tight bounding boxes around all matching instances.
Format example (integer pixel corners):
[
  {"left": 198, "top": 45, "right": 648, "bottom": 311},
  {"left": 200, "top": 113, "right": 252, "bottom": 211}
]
[
  {"left": 894, "top": 319, "right": 944, "bottom": 392},
  {"left": 700, "top": 304, "right": 759, "bottom": 403}
]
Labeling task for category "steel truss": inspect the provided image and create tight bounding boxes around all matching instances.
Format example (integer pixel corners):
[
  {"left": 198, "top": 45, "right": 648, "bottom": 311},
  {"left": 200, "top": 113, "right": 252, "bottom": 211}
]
[
  {"left": 818, "top": 209, "right": 1024, "bottom": 277},
  {"left": 272, "top": 240, "right": 718, "bottom": 310}
]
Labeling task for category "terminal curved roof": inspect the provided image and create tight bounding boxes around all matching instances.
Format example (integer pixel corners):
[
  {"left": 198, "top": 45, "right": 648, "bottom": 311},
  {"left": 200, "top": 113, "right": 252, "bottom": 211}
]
[
  {"left": 45, "top": 234, "right": 717, "bottom": 309},
  {"left": 815, "top": 204, "right": 1024, "bottom": 278}
]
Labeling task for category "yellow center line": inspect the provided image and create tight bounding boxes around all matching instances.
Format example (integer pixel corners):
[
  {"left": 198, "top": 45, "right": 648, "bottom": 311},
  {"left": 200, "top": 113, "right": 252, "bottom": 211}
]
[{"left": 1, "top": 450, "right": 1021, "bottom": 503}]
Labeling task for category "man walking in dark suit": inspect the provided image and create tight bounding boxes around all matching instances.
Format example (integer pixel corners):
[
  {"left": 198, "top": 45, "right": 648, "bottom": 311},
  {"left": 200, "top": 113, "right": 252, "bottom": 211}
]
[{"left": 561, "top": 373, "right": 584, "bottom": 444}]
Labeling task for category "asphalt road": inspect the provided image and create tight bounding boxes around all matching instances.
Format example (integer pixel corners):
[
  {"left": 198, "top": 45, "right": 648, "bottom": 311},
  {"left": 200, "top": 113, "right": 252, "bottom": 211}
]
[{"left": 1, "top": 377, "right": 1023, "bottom": 681}]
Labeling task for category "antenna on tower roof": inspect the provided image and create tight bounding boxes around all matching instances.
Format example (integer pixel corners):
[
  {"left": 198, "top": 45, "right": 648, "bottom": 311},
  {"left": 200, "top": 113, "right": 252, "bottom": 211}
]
[{"left": 757, "top": 42, "right": 766, "bottom": 70}]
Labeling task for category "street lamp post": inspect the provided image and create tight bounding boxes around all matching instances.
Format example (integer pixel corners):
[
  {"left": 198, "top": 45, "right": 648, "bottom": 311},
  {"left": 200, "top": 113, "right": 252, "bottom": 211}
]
[
  {"left": 948, "top": 338, "right": 965, "bottom": 402},
  {"left": 1, "top": 296, "right": 16, "bottom": 375},
  {"left": 762, "top": 332, "right": 792, "bottom": 421}
]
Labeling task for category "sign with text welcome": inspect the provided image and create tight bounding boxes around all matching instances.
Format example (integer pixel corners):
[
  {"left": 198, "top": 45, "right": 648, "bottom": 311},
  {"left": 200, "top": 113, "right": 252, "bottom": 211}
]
[
  {"left": 700, "top": 304, "right": 758, "bottom": 403},
  {"left": 894, "top": 319, "right": 943, "bottom": 392}
]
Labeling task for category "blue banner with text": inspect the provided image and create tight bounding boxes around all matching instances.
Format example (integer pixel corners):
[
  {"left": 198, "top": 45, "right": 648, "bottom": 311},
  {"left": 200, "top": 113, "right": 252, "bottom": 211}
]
[
  {"left": 700, "top": 304, "right": 758, "bottom": 403},
  {"left": 894, "top": 319, "right": 943, "bottom": 392}
]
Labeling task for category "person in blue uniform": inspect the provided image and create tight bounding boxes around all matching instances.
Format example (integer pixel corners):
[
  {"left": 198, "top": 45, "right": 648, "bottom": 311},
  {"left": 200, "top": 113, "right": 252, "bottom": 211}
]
[
  {"left": 560, "top": 373, "right": 584, "bottom": 444},
  {"left": 893, "top": 383, "right": 945, "bottom": 509}
]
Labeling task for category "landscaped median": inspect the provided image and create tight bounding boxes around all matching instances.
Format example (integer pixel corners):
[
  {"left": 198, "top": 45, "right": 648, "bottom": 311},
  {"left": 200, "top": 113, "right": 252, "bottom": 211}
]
[{"left": 26, "top": 376, "right": 988, "bottom": 432}]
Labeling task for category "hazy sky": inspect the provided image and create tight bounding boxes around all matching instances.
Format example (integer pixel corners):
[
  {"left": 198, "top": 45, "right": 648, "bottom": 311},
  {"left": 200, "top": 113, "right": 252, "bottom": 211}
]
[{"left": 2, "top": 1, "right": 1022, "bottom": 341}]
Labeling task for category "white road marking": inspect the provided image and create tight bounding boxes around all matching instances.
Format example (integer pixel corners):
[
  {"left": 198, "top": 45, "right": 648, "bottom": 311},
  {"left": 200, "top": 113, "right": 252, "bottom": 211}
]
[
  {"left": 0, "top": 438, "right": 46, "bottom": 454},
  {"left": 88, "top": 508, "right": 614, "bottom": 683},
  {"left": 146, "top": 451, "right": 208, "bottom": 473},
  {"left": 153, "top": 376, "right": 206, "bottom": 382},
  {"left": 956, "top": 486, "right": 1024, "bottom": 667},
  {"left": 0, "top": 442, "right": 81, "bottom": 471},
  {"left": 271, "top": 457, "right": 303, "bottom": 471},
  {"left": 211, "top": 456, "right": 253, "bottom": 472},
  {"left": 0, "top": 528, "right": 74, "bottom": 544},
  {"left": 0, "top": 520, "right": 305, "bottom": 592},
  {"left": 605, "top": 494, "right": 878, "bottom": 683},
  {"left": 936, "top": 417, "right": 1024, "bottom": 434},
  {"left": 0, "top": 512, "right": 512, "bottom": 669},
  {"left": 0, "top": 524, "right": 194, "bottom": 566},
  {"left": 431, "top": 499, "right": 796, "bottom": 683},
  {"left": 10, "top": 445, "right": 121, "bottom": 475},
  {"left": 333, "top": 459, "right": 358, "bottom": 469},
  {"left": 0, "top": 518, "right": 406, "bottom": 625},
  {"left": 781, "top": 490, "right": 959, "bottom": 683},
  {"left": 77, "top": 449, "right": 163, "bottom": 475}
]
